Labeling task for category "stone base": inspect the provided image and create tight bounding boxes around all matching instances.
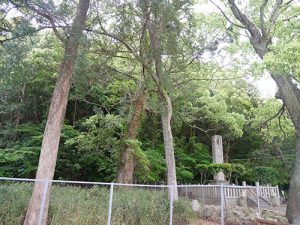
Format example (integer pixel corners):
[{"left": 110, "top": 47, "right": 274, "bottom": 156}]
[
  {"left": 210, "top": 180, "right": 229, "bottom": 185},
  {"left": 214, "top": 171, "right": 225, "bottom": 181}
]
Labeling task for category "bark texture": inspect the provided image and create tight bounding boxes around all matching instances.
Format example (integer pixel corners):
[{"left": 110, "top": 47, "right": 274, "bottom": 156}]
[
  {"left": 160, "top": 91, "right": 179, "bottom": 200},
  {"left": 23, "top": 1, "right": 90, "bottom": 224},
  {"left": 116, "top": 85, "right": 147, "bottom": 183},
  {"left": 272, "top": 75, "right": 300, "bottom": 224},
  {"left": 227, "top": 0, "right": 300, "bottom": 223}
]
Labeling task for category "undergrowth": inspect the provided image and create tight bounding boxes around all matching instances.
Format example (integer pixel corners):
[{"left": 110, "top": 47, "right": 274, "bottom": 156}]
[{"left": 0, "top": 182, "right": 195, "bottom": 225}]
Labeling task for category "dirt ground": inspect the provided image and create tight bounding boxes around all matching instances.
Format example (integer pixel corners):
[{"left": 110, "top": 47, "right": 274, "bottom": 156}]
[{"left": 189, "top": 218, "right": 220, "bottom": 225}]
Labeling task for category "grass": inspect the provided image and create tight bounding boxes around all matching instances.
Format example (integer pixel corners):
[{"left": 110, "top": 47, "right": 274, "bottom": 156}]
[{"left": 0, "top": 182, "right": 196, "bottom": 225}]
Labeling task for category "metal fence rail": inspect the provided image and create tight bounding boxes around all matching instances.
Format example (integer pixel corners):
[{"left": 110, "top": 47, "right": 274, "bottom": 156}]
[{"left": 0, "top": 177, "right": 281, "bottom": 225}]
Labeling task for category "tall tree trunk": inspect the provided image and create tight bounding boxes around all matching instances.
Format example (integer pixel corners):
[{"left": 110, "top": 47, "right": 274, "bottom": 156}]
[
  {"left": 272, "top": 75, "right": 300, "bottom": 224},
  {"left": 287, "top": 132, "right": 300, "bottom": 223},
  {"left": 23, "top": 1, "right": 90, "bottom": 224},
  {"left": 116, "top": 84, "right": 147, "bottom": 183},
  {"left": 160, "top": 91, "right": 179, "bottom": 200}
]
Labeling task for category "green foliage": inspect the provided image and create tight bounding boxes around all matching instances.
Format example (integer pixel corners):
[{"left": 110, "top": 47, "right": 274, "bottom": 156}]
[
  {"left": 89, "top": 79, "right": 136, "bottom": 113},
  {"left": 197, "top": 163, "right": 247, "bottom": 184},
  {"left": 175, "top": 138, "right": 212, "bottom": 183},
  {"left": 134, "top": 138, "right": 212, "bottom": 184},
  {"left": 125, "top": 139, "right": 151, "bottom": 181},
  {"left": 264, "top": 42, "right": 300, "bottom": 76},
  {"left": 0, "top": 0, "right": 295, "bottom": 190},
  {"left": 59, "top": 114, "right": 125, "bottom": 181},
  {"left": 0, "top": 123, "right": 43, "bottom": 177},
  {"left": 137, "top": 144, "right": 167, "bottom": 183},
  {"left": 251, "top": 166, "right": 280, "bottom": 185},
  {"left": 251, "top": 99, "right": 294, "bottom": 143},
  {"left": 179, "top": 88, "right": 247, "bottom": 140}
]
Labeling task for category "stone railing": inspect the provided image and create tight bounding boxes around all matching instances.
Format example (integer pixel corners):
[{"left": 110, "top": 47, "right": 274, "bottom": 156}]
[
  {"left": 179, "top": 183, "right": 280, "bottom": 199},
  {"left": 259, "top": 185, "right": 280, "bottom": 197}
]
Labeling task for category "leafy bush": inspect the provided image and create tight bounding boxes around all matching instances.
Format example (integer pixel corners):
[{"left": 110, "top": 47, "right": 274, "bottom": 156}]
[{"left": 196, "top": 163, "right": 247, "bottom": 184}]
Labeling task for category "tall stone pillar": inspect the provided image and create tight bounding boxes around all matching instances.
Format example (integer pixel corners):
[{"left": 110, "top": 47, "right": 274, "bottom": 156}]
[{"left": 212, "top": 135, "right": 226, "bottom": 183}]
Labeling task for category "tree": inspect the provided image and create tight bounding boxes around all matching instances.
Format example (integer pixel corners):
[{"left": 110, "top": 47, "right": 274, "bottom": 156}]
[
  {"left": 145, "top": 0, "right": 225, "bottom": 198},
  {"left": 215, "top": 0, "right": 300, "bottom": 222},
  {"left": 6, "top": 0, "right": 91, "bottom": 224},
  {"left": 87, "top": 0, "right": 150, "bottom": 183}
]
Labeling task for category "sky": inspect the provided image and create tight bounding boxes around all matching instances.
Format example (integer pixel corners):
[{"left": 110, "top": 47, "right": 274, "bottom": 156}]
[{"left": 255, "top": 75, "right": 277, "bottom": 98}]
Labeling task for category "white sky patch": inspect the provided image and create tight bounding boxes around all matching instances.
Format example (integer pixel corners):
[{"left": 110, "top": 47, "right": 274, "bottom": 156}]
[
  {"left": 193, "top": 1, "right": 218, "bottom": 14},
  {"left": 255, "top": 75, "right": 277, "bottom": 98}
]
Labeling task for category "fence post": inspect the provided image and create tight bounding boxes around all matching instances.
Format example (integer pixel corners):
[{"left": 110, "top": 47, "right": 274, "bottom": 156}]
[
  {"left": 185, "top": 185, "right": 188, "bottom": 197},
  {"left": 202, "top": 186, "right": 205, "bottom": 206},
  {"left": 169, "top": 185, "right": 174, "bottom": 225},
  {"left": 255, "top": 182, "right": 261, "bottom": 217},
  {"left": 220, "top": 184, "right": 224, "bottom": 225},
  {"left": 38, "top": 179, "right": 49, "bottom": 225},
  {"left": 276, "top": 185, "right": 279, "bottom": 196},
  {"left": 107, "top": 182, "right": 114, "bottom": 225}
]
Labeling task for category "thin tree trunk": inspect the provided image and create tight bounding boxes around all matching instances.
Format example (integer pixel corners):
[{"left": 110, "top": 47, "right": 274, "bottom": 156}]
[
  {"left": 15, "top": 83, "right": 26, "bottom": 126},
  {"left": 272, "top": 138, "right": 288, "bottom": 170},
  {"left": 147, "top": 14, "right": 178, "bottom": 199},
  {"left": 23, "top": 1, "right": 90, "bottom": 224},
  {"left": 160, "top": 91, "right": 178, "bottom": 200},
  {"left": 224, "top": 141, "right": 231, "bottom": 163},
  {"left": 33, "top": 94, "right": 38, "bottom": 122},
  {"left": 13, "top": 83, "right": 26, "bottom": 140},
  {"left": 72, "top": 99, "right": 77, "bottom": 125},
  {"left": 117, "top": 84, "right": 147, "bottom": 183}
]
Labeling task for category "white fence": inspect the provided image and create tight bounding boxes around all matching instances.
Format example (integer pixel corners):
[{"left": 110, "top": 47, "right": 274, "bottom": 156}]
[
  {"left": 179, "top": 184, "right": 279, "bottom": 198},
  {"left": 0, "top": 177, "right": 281, "bottom": 225}
]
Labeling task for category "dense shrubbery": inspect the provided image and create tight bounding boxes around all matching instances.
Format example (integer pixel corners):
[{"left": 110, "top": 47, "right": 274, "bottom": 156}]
[{"left": 0, "top": 117, "right": 292, "bottom": 187}]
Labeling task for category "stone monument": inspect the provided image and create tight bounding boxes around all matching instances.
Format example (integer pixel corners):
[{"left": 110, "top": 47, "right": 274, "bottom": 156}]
[{"left": 212, "top": 135, "right": 226, "bottom": 184}]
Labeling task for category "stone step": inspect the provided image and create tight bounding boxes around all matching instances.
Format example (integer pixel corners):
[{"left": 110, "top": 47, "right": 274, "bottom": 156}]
[{"left": 247, "top": 196, "right": 273, "bottom": 207}]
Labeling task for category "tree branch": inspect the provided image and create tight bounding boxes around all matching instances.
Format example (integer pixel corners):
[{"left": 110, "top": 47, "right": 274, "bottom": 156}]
[
  {"left": 0, "top": 26, "right": 54, "bottom": 44},
  {"left": 8, "top": 0, "right": 66, "bottom": 42},
  {"left": 283, "top": 12, "right": 300, "bottom": 21},
  {"left": 228, "top": 0, "right": 261, "bottom": 39},
  {"left": 263, "top": 103, "right": 285, "bottom": 125},
  {"left": 260, "top": 0, "right": 269, "bottom": 38},
  {"left": 278, "top": 106, "right": 287, "bottom": 139},
  {"left": 209, "top": 0, "right": 245, "bottom": 29},
  {"left": 270, "top": 0, "right": 284, "bottom": 23},
  {"left": 172, "top": 76, "right": 245, "bottom": 87}
]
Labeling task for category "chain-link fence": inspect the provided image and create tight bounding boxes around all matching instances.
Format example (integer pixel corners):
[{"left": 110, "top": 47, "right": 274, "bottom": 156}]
[{"left": 0, "top": 177, "right": 285, "bottom": 225}]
